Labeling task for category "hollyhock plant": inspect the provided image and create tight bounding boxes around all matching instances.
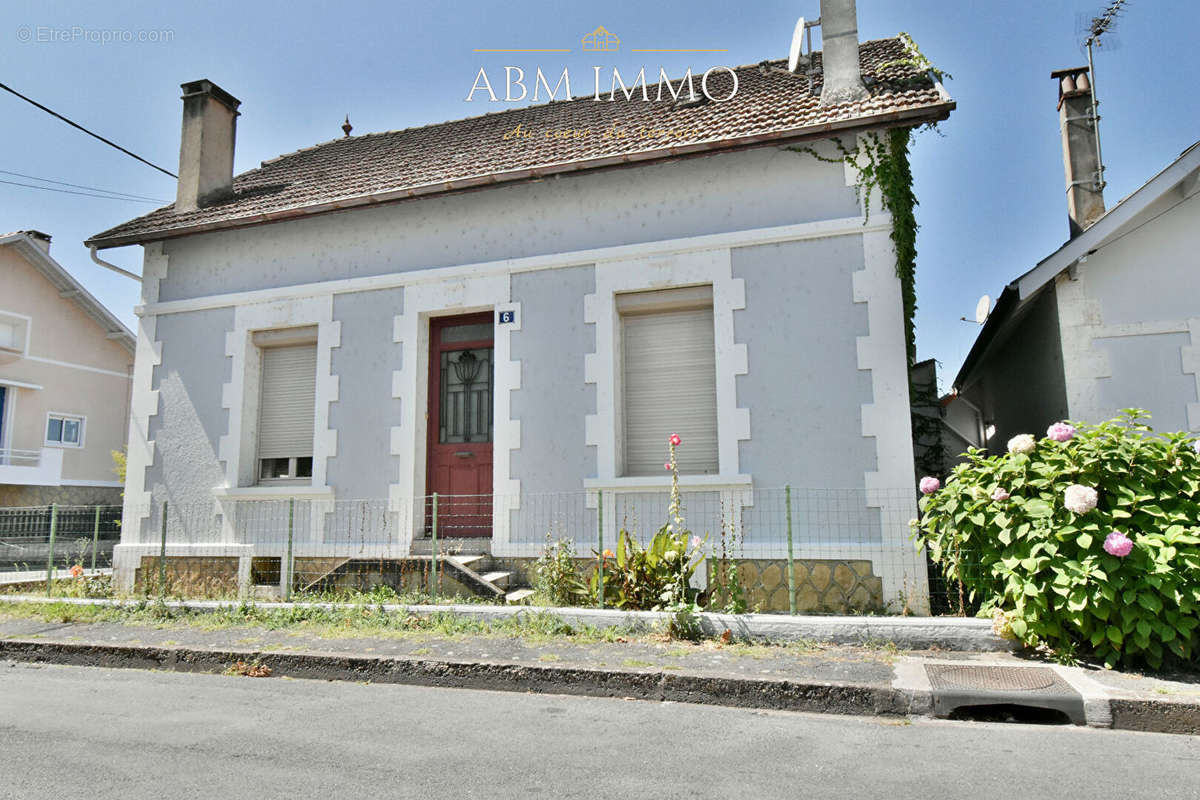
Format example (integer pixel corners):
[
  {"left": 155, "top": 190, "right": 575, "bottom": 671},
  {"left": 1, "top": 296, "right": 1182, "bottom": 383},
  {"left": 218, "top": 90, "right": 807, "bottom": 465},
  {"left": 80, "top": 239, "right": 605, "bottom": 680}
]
[
  {"left": 1103, "top": 531, "right": 1134, "bottom": 558},
  {"left": 991, "top": 487, "right": 1010, "bottom": 502},
  {"left": 69, "top": 564, "right": 83, "bottom": 579},
  {"left": 919, "top": 476, "right": 940, "bottom": 495},
  {"left": 1064, "top": 484, "right": 1098, "bottom": 515},
  {"left": 1007, "top": 434, "right": 1036, "bottom": 455},
  {"left": 1046, "top": 422, "right": 1075, "bottom": 442}
]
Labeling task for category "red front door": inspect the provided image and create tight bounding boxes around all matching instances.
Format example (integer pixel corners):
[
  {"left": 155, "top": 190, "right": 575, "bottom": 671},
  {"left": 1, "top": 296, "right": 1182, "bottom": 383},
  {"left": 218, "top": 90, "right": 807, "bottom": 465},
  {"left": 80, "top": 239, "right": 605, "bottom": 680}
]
[{"left": 426, "top": 313, "right": 494, "bottom": 537}]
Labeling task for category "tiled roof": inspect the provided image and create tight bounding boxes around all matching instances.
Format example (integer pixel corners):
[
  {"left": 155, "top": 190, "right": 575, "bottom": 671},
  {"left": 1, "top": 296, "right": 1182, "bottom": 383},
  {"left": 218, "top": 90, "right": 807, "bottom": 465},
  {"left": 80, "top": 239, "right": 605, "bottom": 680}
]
[{"left": 88, "top": 37, "right": 952, "bottom": 248}]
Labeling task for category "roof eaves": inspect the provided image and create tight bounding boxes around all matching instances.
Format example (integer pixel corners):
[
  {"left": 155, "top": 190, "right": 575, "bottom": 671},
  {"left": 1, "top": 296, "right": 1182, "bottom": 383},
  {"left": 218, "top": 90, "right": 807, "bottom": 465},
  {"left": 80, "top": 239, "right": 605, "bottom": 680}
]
[
  {"left": 0, "top": 233, "right": 136, "bottom": 353},
  {"left": 1015, "top": 140, "right": 1200, "bottom": 300},
  {"left": 87, "top": 98, "right": 954, "bottom": 250}
]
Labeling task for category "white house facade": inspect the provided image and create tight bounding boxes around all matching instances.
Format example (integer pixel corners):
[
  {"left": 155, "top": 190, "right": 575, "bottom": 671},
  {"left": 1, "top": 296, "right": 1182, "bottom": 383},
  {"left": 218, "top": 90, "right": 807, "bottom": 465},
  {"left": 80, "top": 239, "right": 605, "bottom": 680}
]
[
  {"left": 956, "top": 65, "right": 1200, "bottom": 447},
  {"left": 89, "top": 16, "right": 953, "bottom": 611}
]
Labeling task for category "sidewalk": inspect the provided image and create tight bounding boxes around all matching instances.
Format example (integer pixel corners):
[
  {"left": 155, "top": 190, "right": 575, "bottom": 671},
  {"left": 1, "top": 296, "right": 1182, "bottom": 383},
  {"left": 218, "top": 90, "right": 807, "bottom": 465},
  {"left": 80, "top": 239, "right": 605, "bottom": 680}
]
[{"left": 1, "top": 604, "right": 1196, "bottom": 735}]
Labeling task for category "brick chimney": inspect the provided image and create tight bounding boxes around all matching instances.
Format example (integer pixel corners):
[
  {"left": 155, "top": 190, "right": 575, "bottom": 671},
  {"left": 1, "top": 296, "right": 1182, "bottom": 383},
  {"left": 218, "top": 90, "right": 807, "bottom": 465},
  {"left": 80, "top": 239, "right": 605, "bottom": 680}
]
[
  {"left": 175, "top": 79, "right": 240, "bottom": 213},
  {"left": 1052, "top": 67, "right": 1105, "bottom": 237},
  {"left": 819, "top": 0, "right": 869, "bottom": 105}
]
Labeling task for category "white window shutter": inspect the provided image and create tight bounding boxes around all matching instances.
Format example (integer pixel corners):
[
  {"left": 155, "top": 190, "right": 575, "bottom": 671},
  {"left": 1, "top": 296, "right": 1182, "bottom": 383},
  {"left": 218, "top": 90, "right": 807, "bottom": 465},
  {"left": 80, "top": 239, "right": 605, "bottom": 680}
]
[
  {"left": 258, "top": 343, "right": 317, "bottom": 460},
  {"left": 622, "top": 306, "right": 718, "bottom": 475}
]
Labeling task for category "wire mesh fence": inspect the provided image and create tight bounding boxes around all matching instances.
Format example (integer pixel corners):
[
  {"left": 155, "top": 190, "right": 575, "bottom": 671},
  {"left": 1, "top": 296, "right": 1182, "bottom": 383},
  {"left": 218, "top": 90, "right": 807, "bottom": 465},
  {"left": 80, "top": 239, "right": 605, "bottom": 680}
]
[
  {"left": 0, "top": 504, "right": 121, "bottom": 576},
  {"left": 94, "top": 486, "right": 998, "bottom": 614}
]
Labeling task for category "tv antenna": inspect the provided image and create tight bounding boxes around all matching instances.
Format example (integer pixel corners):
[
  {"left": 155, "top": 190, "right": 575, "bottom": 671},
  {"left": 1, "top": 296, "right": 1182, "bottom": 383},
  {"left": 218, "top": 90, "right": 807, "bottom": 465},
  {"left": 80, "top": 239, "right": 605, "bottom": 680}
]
[{"left": 1078, "top": 0, "right": 1130, "bottom": 192}]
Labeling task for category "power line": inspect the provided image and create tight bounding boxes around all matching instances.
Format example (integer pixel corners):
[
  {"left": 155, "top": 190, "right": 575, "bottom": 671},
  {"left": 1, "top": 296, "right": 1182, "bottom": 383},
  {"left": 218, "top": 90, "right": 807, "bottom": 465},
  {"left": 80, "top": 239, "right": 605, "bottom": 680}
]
[
  {"left": 0, "top": 169, "right": 167, "bottom": 202},
  {"left": 0, "top": 81, "right": 177, "bottom": 179},
  {"left": 0, "top": 178, "right": 164, "bottom": 203}
]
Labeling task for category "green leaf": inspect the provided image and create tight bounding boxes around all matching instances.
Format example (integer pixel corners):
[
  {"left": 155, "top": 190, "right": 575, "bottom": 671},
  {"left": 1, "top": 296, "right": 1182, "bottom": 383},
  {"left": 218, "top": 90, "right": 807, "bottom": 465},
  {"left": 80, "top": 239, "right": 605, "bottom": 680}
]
[
  {"left": 1107, "top": 625, "right": 1123, "bottom": 645},
  {"left": 1024, "top": 499, "right": 1053, "bottom": 518},
  {"left": 1077, "top": 533, "right": 1093, "bottom": 549},
  {"left": 1136, "top": 593, "right": 1162, "bottom": 613}
]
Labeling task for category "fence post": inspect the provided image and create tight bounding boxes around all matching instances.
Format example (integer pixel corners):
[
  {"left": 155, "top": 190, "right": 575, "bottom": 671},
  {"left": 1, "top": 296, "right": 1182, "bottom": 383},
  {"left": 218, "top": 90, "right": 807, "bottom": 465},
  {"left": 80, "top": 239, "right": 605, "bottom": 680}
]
[
  {"left": 158, "top": 500, "right": 168, "bottom": 599},
  {"left": 91, "top": 505, "right": 101, "bottom": 572},
  {"left": 284, "top": 497, "right": 295, "bottom": 601},
  {"left": 596, "top": 489, "right": 604, "bottom": 608},
  {"left": 786, "top": 485, "right": 796, "bottom": 615},
  {"left": 45, "top": 504, "right": 58, "bottom": 596},
  {"left": 431, "top": 493, "right": 439, "bottom": 602}
]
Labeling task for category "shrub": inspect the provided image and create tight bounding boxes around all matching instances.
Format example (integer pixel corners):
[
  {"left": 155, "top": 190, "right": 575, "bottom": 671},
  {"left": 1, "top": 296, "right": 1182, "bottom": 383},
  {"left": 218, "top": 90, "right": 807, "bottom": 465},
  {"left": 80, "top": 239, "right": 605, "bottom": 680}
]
[
  {"left": 913, "top": 411, "right": 1200, "bottom": 669},
  {"left": 589, "top": 525, "right": 704, "bottom": 610},
  {"left": 532, "top": 535, "right": 588, "bottom": 607}
]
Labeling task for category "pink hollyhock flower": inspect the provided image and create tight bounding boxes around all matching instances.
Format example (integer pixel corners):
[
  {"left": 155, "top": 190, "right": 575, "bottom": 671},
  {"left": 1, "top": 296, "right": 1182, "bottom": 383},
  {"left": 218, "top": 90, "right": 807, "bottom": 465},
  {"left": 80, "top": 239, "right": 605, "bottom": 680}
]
[
  {"left": 1103, "top": 531, "right": 1133, "bottom": 557},
  {"left": 1046, "top": 422, "right": 1075, "bottom": 442},
  {"left": 668, "top": 433, "right": 682, "bottom": 447},
  {"left": 690, "top": 536, "right": 703, "bottom": 551},
  {"left": 69, "top": 565, "right": 83, "bottom": 579},
  {"left": 992, "top": 487, "right": 1010, "bottom": 502},
  {"left": 1064, "top": 484, "right": 1098, "bottom": 514},
  {"left": 919, "top": 476, "right": 940, "bottom": 495},
  {"left": 664, "top": 462, "right": 672, "bottom": 471}
]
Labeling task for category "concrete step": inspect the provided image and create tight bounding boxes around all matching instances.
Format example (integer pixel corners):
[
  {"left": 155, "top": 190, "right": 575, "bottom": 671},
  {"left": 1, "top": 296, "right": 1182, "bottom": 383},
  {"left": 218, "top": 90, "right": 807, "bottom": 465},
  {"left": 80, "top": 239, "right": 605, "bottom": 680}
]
[
  {"left": 447, "top": 555, "right": 487, "bottom": 571},
  {"left": 505, "top": 588, "right": 535, "bottom": 605},
  {"left": 478, "top": 570, "right": 513, "bottom": 590},
  {"left": 410, "top": 537, "right": 492, "bottom": 556}
]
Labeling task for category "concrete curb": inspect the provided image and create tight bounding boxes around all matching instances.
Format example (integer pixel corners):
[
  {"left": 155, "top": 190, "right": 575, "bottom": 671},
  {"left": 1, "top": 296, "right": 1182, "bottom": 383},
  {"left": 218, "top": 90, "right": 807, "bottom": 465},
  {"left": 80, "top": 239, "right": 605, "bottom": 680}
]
[
  {"left": 0, "top": 595, "right": 1015, "bottom": 651},
  {"left": 0, "top": 637, "right": 918, "bottom": 719}
]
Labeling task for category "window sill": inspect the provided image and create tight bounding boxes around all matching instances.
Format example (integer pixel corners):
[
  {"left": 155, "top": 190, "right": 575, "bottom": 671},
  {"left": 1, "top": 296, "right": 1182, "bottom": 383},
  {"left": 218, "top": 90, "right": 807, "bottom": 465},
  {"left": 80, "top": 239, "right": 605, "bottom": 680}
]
[
  {"left": 583, "top": 474, "right": 752, "bottom": 493},
  {"left": 43, "top": 442, "right": 82, "bottom": 449},
  {"left": 212, "top": 485, "right": 335, "bottom": 501}
]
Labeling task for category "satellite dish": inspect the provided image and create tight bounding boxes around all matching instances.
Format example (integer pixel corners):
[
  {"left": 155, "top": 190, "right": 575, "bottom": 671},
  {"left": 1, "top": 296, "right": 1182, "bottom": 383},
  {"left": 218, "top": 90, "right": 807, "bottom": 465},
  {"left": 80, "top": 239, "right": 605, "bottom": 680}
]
[
  {"left": 788, "top": 17, "right": 808, "bottom": 73},
  {"left": 974, "top": 294, "right": 992, "bottom": 324}
]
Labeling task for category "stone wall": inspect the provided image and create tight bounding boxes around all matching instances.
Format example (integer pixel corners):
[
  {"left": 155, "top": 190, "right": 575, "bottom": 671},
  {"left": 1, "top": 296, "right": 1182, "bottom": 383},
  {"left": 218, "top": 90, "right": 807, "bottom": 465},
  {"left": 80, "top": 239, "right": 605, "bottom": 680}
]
[
  {"left": 709, "top": 558, "right": 884, "bottom": 614},
  {"left": 0, "top": 484, "right": 122, "bottom": 507},
  {"left": 134, "top": 556, "right": 239, "bottom": 596}
]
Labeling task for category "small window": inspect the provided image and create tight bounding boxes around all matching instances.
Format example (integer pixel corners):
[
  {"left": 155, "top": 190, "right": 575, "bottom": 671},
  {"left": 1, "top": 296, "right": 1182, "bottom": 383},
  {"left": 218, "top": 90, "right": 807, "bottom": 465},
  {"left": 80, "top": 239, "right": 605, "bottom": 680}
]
[
  {"left": 0, "top": 312, "right": 29, "bottom": 353},
  {"left": 46, "top": 413, "right": 85, "bottom": 447},
  {"left": 619, "top": 286, "right": 718, "bottom": 476},
  {"left": 254, "top": 330, "right": 318, "bottom": 485}
]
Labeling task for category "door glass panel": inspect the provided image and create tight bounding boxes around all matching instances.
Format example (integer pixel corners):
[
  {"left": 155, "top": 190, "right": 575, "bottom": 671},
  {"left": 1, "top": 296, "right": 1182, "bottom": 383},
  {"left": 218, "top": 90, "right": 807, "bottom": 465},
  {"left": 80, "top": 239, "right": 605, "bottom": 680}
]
[
  {"left": 439, "top": 348, "right": 493, "bottom": 444},
  {"left": 439, "top": 323, "right": 494, "bottom": 343}
]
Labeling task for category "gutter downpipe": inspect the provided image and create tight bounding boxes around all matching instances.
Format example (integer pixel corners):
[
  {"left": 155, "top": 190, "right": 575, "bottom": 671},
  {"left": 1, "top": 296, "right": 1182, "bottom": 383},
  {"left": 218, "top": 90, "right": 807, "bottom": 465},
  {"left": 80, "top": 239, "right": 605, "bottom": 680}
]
[{"left": 89, "top": 245, "right": 142, "bottom": 282}]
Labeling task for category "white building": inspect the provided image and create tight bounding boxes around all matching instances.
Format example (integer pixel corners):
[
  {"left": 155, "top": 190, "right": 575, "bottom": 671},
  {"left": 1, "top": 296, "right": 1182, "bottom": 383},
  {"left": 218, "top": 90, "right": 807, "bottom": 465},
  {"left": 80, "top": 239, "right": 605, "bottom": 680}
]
[
  {"left": 956, "top": 65, "right": 1200, "bottom": 446},
  {"left": 88, "top": 5, "right": 954, "bottom": 610}
]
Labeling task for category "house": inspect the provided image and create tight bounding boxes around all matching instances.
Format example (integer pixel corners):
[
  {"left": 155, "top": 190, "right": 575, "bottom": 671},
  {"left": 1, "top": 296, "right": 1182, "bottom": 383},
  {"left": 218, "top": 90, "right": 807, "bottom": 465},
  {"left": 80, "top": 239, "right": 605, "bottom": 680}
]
[
  {"left": 0, "top": 230, "right": 134, "bottom": 505},
  {"left": 955, "top": 64, "right": 1200, "bottom": 447},
  {"left": 87, "top": 2, "right": 954, "bottom": 611}
]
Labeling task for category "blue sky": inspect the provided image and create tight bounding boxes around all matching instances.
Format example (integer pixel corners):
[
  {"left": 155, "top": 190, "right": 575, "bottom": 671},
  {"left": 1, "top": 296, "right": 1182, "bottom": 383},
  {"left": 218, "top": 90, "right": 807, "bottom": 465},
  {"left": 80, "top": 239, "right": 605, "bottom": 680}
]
[{"left": 3, "top": 0, "right": 1198, "bottom": 389}]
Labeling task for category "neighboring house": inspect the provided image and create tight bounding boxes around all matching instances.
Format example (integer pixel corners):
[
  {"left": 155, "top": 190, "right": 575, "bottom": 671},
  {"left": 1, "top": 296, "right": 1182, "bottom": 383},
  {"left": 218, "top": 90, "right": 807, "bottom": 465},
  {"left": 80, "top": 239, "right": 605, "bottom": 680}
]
[
  {"left": 955, "top": 64, "right": 1200, "bottom": 447},
  {"left": 87, "top": 2, "right": 954, "bottom": 610},
  {"left": 910, "top": 359, "right": 984, "bottom": 480},
  {"left": 0, "top": 230, "right": 134, "bottom": 506}
]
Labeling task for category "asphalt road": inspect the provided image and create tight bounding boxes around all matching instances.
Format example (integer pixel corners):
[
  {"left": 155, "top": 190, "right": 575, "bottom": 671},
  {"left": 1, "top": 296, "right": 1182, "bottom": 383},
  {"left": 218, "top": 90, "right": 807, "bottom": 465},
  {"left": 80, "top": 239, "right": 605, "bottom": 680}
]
[{"left": 1, "top": 661, "right": 1198, "bottom": 800}]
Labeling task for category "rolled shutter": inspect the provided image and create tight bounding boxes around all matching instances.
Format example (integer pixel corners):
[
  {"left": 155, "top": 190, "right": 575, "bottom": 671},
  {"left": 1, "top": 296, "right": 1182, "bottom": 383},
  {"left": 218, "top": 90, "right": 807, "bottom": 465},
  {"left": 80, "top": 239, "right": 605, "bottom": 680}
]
[
  {"left": 622, "top": 306, "right": 718, "bottom": 475},
  {"left": 258, "top": 343, "right": 317, "bottom": 460}
]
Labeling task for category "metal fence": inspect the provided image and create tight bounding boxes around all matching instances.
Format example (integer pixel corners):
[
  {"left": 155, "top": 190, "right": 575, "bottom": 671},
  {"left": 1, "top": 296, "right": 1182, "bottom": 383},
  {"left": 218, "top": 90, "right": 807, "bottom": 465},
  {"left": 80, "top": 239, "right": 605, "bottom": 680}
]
[
  {"left": 101, "top": 486, "right": 997, "bottom": 613},
  {"left": 0, "top": 504, "right": 122, "bottom": 575},
  {"left": 3, "top": 489, "right": 994, "bottom": 615}
]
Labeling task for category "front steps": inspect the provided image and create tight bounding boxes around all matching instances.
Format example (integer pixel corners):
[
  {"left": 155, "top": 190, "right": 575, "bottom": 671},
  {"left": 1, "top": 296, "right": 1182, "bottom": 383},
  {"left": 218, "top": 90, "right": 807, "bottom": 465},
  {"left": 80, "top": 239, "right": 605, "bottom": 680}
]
[{"left": 444, "top": 555, "right": 532, "bottom": 604}]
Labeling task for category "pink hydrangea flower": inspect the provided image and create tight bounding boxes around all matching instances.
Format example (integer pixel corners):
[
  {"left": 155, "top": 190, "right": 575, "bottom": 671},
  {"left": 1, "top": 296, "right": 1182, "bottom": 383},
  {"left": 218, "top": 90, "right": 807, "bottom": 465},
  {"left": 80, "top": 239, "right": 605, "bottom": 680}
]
[
  {"left": 991, "top": 487, "right": 1010, "bottom": 501},
  {"left": 1103, "top": 531, "right": 1133, "bottom": 557},
  {"left": 919, "top": 476, "right": 940, "bottom": 495},
  {"left": 1046, "top": 422, "right": 1075, "bottom": 442},
  {"left": 668, "top": 433, "right": 682, "bottom": 447},
  {"left": 1064, "top": 484, "right": 1098, "bottom": 514}
]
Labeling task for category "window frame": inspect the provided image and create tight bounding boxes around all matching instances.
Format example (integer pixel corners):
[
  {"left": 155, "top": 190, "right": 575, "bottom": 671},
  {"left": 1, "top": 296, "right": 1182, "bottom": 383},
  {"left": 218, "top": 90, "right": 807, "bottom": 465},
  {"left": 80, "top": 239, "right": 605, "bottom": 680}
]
[
  {"left": 616, "top": 285, "right": 719, "bottom": 477},
  {"left": 45, "top": 411, "right": 86, "bottom": 449},
  {"left": 0, "top": 310, "right": 32, "bottom": 355},
  {"left": 252, "top": 327, "right": 319, "bottom": 487}
]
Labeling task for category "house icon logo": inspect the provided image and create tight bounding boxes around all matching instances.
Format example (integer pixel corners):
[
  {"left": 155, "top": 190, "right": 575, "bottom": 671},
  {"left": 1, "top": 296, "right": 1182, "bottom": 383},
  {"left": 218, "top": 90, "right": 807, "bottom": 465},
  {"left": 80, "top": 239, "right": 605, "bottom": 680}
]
[{"left": 582, "top": 26, "right": 620, "bottom": 52}]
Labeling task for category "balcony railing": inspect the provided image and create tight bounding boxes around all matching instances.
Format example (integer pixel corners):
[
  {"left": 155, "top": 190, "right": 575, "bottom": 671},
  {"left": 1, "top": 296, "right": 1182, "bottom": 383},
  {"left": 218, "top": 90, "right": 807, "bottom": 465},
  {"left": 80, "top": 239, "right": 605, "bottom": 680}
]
[{"left": 0, "top": 448, "right": 41, "bottom": 467}]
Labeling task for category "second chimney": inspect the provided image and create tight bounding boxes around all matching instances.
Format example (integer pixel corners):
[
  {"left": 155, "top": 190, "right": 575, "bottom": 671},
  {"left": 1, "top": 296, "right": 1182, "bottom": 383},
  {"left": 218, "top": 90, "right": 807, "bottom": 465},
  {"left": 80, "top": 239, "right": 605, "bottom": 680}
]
[
  {"left": 1052, "top": 67, "right": 1105, "bottom": 237},
  {"left": 819, "top": 0, "right": 869, "bottom": 105},
  {"left": 175, "top": 79, "right": 240, "bottom": 213}
]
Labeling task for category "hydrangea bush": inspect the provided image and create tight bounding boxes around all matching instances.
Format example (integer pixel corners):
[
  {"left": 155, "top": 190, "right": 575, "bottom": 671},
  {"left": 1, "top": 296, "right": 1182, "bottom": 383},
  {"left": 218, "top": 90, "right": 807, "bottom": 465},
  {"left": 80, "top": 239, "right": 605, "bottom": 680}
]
[{"left": 913, "top": 411, "right": 1200, "bottom": 669}]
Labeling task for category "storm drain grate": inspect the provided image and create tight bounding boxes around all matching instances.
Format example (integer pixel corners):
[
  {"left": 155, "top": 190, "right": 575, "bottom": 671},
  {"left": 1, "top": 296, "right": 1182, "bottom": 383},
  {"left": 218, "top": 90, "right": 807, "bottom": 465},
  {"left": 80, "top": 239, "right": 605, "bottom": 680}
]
[{"left": 924, "top": 664, "right": 1086, "bottom": 724}]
